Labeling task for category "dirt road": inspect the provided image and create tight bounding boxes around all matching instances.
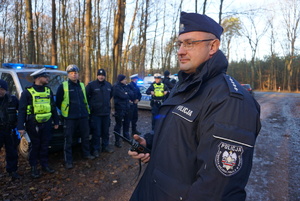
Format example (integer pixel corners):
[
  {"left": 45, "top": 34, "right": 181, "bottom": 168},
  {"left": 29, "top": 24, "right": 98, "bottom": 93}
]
[{"left": 0, "top": 91, "right": 299, "bottom": 200}]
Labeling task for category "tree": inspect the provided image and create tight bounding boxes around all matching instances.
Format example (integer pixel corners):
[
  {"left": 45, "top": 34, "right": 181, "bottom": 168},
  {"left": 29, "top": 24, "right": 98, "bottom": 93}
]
[
  {"left": 84, "top": 0, "right": 92, "bottom": 84},
  {"left": 112, "top": 0, "right": 126, "bottom": 81},
  {"left": 280, "top": 0, "right": 300, "bottom": 91},
  {"left": 221, "top": 17, "right": 242, "bottom": 61},
  {"left": 25, "top": 0, "right": 36, "bottom": 63},
  {"left": 51, "top": 0, "right": 57, "bottom": 65}
]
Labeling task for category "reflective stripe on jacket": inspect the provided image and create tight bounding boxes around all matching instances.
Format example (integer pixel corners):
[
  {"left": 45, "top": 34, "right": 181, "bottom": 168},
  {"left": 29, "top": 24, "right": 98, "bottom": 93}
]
[{"left": 26, "top": 87, "right": 52, "bottom": 123}]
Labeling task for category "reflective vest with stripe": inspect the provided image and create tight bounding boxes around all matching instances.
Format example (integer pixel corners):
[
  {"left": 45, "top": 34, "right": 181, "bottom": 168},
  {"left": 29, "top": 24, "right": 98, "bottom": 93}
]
[
  {"left": 27, "top": 87, "right": 52, "bottom": 123},
  {"left": 153, "top": 83, "right": 165, "bottom": 97}
]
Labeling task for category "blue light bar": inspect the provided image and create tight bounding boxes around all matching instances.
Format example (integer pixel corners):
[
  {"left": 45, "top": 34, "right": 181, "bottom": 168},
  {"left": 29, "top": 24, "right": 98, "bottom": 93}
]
[
  {"left": 137, "top": 80, "right": 144, "bottom": 84},
  {"left": 2, "top": 63, "right": 58, "bottom": 69}
]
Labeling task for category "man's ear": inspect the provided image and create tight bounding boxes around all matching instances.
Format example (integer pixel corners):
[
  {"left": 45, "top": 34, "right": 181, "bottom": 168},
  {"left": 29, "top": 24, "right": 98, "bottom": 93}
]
[{"left": 209, "top": 39, "right": 220, "bottom": 56}]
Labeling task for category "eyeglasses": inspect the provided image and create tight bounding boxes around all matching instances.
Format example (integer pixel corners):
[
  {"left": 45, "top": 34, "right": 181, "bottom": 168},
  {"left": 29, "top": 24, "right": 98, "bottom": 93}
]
[{"left": 175, "top": 39, "right": 215, "bottom": 50}]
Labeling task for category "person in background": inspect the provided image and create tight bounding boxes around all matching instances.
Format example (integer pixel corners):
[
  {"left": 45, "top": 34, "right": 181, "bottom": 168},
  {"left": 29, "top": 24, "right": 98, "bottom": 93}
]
[
  {"left": 146, "top": 73, "right": 168, "bottom": 131},
  {"left": 128, "top": 74, "right": 142, "bottom": 135},
  {"left": 56, "top": 64, "right": 94, "bottom": 170},
  {"left": 128, "top": 12, "right": 261, "bottom": 201},
  {"left": 0, "top": 79, "right": 20, "bottom": 180},
  {"left": 86, "top": 69, "right": 114, "bottom": 157},
  {"left": 162, "top": 70, "right": 176, "bottom": 99},
  {"left": 113, "top": 74, "right": 133, "bottom": 148},
  {"left": 17, "top": 69, "right": 59, "bottom": 178}
]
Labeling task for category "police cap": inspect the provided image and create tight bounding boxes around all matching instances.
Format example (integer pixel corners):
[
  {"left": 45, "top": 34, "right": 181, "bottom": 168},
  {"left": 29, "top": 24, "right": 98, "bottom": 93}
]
[
  {"left": 30, "top": 68, "right": 50, "bottom": 79},
  {"left": 179, "top": 11, "right": 223, "bottom": 40}
]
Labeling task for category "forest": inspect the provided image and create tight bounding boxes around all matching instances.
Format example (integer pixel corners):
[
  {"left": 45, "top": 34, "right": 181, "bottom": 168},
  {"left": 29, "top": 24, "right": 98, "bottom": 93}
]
[{"left": 0, "top": 0, "right": 299, "bottom": 91}]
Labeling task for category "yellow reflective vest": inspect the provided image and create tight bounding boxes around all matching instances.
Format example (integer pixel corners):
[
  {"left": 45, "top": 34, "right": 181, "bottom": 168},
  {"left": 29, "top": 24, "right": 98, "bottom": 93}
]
[
  {"left": 27, "top": 87, "right": 52, "bottom": 123},
  {"left": 153, "top": 83, "right": 165, "bottom": 97},
  {"left": 61, "top": 81, "right": 90, "bottom": 117}
]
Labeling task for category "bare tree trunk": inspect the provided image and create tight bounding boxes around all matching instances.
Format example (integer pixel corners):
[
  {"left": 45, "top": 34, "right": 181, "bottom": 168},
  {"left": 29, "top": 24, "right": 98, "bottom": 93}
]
[
  {"left": 203, "top": 0, "right": 207, "bottom": 14},
  {"left": 51, "top": 0, "right": 57, "bottom": 65},
  {"left": 219, "top": 0, "right": 224, "bottom": 24},
  {"left": 122, "top": 0, "right": 139, "bottom": 75},
  {"left": 113, "top": 0, "right": 126, "bottom": 81},
  {"left": 25, "top": 0, "right": 36, "bottom": 63},
  {"left": 84, "top": 0, "right": 92, "bottom": 84},
  {"left": 34, "top": 0, "right": 40, "bottom": 63}
]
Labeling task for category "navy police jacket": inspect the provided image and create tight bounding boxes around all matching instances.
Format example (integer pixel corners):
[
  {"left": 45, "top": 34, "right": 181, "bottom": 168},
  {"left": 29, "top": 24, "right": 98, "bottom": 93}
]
[
  {"left": 113, "top": 82, "right": 134, "bottom": 111},
  {"left": 86, "top": 79, "right": 112, "bottom": 116},
  {"left": 130, "top": 50, "right": 261, "bottom": 201}
]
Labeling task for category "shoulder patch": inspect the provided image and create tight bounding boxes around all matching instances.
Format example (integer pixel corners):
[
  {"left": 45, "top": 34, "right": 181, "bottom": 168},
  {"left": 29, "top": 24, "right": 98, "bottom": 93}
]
[
  {"left": 223, "top": 75, "right": 243, "bottom": 99},
  {"left": 172, "top": 104, "right": 198, "bottom": 122},
  {"left": 215, "top": 142, "right": 243, "bottom": 176}
]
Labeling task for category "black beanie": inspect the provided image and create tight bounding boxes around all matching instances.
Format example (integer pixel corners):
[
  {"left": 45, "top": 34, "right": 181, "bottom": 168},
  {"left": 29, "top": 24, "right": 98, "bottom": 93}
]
[
  {"left": 164, "top": 70, "right": 170, "bottom": 76},
  {"left": 0, "top": 79, "right": 8, "bottom": 91},
  {"left": 117, "top": 74, "right": 126, "bottom": 82},
  {"left": 97, "top": 69, "right": 106, "bottom": 76}
]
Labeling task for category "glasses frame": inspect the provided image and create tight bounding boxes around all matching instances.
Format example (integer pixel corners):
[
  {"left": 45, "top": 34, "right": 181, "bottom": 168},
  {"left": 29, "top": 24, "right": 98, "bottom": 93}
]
[{"left": 175, "top": 39, "right": 215, "bottom": 50}]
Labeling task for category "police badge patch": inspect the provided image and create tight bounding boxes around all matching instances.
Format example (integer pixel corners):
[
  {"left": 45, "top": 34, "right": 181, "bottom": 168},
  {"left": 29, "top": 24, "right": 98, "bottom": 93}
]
[{"left": 215, "top": 142, "right": 243, "bottom": 176}]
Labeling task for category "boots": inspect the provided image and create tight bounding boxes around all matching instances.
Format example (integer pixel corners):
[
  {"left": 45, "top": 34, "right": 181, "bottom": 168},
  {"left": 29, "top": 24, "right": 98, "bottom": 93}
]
[{"left": 31, "top": 166, "right": 40, "bottom": 179}]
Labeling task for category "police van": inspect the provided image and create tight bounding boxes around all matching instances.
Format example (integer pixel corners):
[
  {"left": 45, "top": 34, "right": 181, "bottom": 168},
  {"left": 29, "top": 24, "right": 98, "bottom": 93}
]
[{"left": 0, "top": 63, "right": 67, "bottom": 158}]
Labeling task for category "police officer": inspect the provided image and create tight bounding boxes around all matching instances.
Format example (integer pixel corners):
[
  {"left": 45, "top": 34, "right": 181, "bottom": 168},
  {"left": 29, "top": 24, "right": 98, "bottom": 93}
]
[
  {"left": 146, "top": 73, "right": 168, "bottom": 130},
  {"left": 17, "top": 68, "right": 59, "bottom": 178},
  {"left": 0, "top": 79, "right": 20, "bottom": 180},
  {"left": 128, "top": 74, "right": 142, "bottom": 135},
  {"left": 113, "top": 74, "right": 134, "bottom": 148},
  {"left": 86, "top": 69, "right": 113, "bottom": 157},
  {"left": 56, "top": 64, "right": 94, "bottom": 169},
  {"left": 128, "top": 12, "right": 261, "bottom": 201},
  {"left": 162, "top": 70, "right": 176, "bottom": 100}
]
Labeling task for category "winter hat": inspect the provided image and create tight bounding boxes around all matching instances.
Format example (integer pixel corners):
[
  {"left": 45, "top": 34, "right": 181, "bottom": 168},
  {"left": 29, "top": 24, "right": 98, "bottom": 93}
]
[
  {"left": 164, "top": 70, "right": 170, "bottom": 76},
  {"left": 0, "top": 79, "right": 8, "bottom": 91},
  {"left": 117, "top": 74, "right": 126, "bottom": 82},
  {"left": 97, "top": 69, "right": 106, "bottom": 76}
]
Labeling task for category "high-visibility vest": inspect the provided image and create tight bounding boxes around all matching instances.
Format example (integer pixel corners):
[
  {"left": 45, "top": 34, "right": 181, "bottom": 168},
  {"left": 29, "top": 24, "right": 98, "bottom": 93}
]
[
  {"left": 27, "top": 87, "right": 52, "bottom": 123},
  {"left": 153, "top": 83, "right": 165, "bottom": 97},
  {"left": 61, "top": 81, "right": 90, "bottom": 117}
]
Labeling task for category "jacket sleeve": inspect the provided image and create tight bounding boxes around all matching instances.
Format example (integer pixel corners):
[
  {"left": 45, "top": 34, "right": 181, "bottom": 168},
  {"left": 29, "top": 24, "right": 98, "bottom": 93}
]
[
  {"left": 85, "top": 83, "right": 92, "bottom": 104},
  {"left": 17, "top": 90, "right": 30, "bottom": 130},
  {"left": 146, "top": 84, "right": 154, "bottom": 95},
  {"left": 187, "top": 95, "right": 260, "bottom": 201},
  {"left": 55, "top": 84, "right": 64, "bottom": 110},
  {"left": 50, "top": 89, "right": 59, "bottom": 125}
]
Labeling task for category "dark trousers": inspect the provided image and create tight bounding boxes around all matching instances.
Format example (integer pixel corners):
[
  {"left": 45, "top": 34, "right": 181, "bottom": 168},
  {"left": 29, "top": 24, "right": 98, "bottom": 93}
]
[
  {"left": 151, "top": 100, "right": 162, "bottom": 130},
  {"left": 26, "top": 120, "right": 52, "bottom": 167},
  {"left": 129, "top": 103, "right": 138, "bottom": 132},
  {"left": 114, "top": 109, "right": 130, "bottom": 142},
  {"left": 0, "top": 127, "right": 19, "bottom": 173},
  {"left": 64, "top": 118, "right": 90, "bottom": 164},
  {"left": 90, "top": 115, "right": 110, "bottom": 152}
]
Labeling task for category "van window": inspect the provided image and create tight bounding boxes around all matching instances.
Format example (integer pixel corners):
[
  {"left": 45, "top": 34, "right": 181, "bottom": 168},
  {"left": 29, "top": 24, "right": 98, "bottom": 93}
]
[{"left": 0, "top": 73, "right": 18, "bottom": 97}]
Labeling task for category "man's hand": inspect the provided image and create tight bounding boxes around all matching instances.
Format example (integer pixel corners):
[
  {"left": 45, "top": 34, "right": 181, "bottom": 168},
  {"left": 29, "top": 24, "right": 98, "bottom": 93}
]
[
  {"left": 128, "top": 134, "right": 150, "bottom": 163},
  {"left": 18, "top": 130, "right": 25, "bottom": 136}
]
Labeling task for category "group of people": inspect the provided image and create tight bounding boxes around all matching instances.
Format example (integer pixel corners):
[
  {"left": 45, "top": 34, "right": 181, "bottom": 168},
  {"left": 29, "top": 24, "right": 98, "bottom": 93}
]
[
  {"left": 1, "top": 63, "right": 175, "bottom": 180},
  {"left": 1, "top": 11, "right": 261, "bottom": 201}
]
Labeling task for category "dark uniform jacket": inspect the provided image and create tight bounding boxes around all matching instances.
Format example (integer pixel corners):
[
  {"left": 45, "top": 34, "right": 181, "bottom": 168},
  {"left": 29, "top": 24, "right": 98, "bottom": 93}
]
[
  {"left": 128, "top": 81, "right": 142, "bottom": 102},
  {"left": 17, "top": 84, "right": 59, "bottom": 130},
  {"left": 56, "top": 80, "right": 89, "bottom": 119},
  {"left": 0, "top": 94, "right": 18, "bottom": 128},
  {"left": 162, "top": 77, "right": 175, "bottom": 91},
  {"left": 86, "top": 79, "right": 112, "bottom": 116},
  {"left": 113, "top": 82, "right": 134, "bottom": 111},
  {"left": 130, "top": 50, "right": 261, "bottom": 201}
]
